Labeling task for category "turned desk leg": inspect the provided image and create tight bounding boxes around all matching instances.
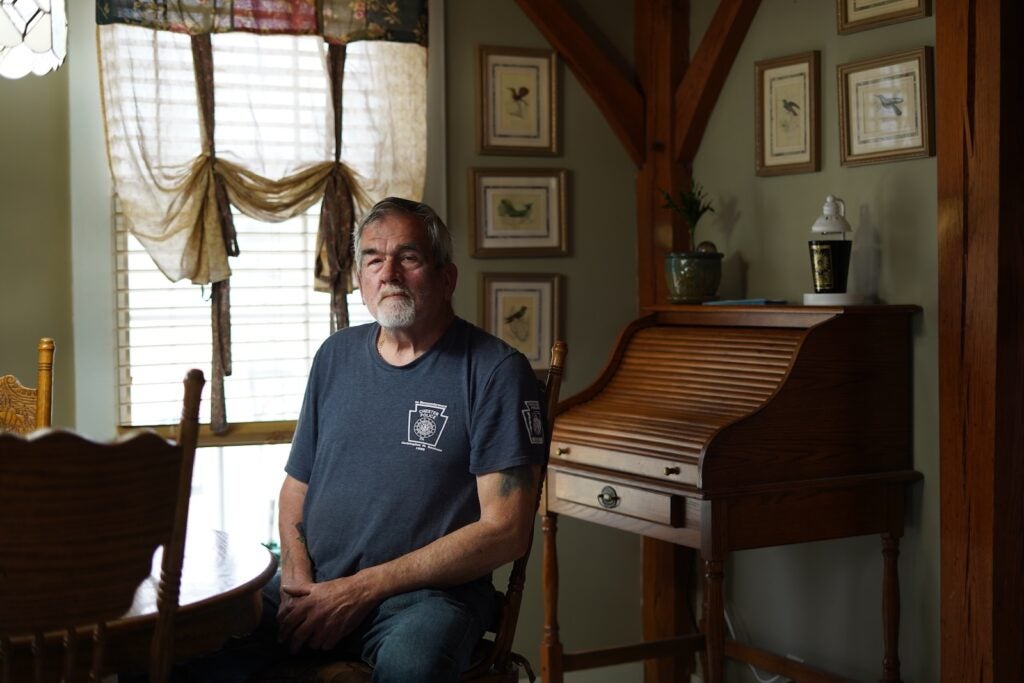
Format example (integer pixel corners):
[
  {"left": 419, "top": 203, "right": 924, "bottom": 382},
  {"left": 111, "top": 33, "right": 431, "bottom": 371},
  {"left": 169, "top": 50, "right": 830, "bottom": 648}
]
[
  {"left": 703, "top": 558, "right": 725, "bottom": 683},
  {"left": 881, "top": 533, "right": 903, "bottom": 683},
  {"left": 541, "top": 512, "right": 563, "bottom": 683}
]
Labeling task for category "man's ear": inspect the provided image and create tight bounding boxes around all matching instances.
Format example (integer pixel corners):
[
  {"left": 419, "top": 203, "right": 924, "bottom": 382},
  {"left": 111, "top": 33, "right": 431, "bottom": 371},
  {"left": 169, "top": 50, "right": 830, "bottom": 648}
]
[{"left": 443, "top": 263, "right": 458, "bottom": 301}]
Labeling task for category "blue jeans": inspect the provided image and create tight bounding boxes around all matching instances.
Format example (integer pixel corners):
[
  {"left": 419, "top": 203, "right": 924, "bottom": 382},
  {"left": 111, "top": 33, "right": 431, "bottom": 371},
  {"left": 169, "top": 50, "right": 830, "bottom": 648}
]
[{"left": 171, "top": 572, "right": 498, "bottom": 683}]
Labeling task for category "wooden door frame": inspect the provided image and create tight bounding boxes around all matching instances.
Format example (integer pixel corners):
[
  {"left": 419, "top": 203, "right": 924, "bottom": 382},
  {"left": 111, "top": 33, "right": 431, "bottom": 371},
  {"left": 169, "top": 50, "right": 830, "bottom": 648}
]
[{"left": 936, "top": 1, "right": 1023, "bottom": 680}]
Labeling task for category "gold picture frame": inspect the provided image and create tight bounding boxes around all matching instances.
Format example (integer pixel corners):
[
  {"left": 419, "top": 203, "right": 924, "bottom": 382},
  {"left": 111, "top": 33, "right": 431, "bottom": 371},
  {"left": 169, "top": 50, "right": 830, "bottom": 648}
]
[
  {"left": 470, "top": 168, "right": 569, "bottom": 258},
  {"left": 755, "top": 51, "right": 820, "bottom": 176},
  {"left": 838, "top": 47, "right": 935, "bottom": 166},
  {"left": 480, "top": 273, "right": 562, "bottom": 375},
  {"left": 836, "top": 0, "right": 931, "bottom": 34},
  {"left": 477, "top": 45, "right": 559, "bottom": 155}
]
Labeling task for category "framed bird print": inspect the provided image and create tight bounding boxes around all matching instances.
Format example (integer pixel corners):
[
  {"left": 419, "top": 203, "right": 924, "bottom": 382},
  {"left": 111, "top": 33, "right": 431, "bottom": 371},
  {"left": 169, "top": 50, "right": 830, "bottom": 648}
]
[
  {"left": 755, "top": 51, "right": 820, "bottom": 176},
  {"left": 836, "top": 0, "right": 930, "bottom": 35},
  {"left": 838, "top": 47, "right": 935, "bottom": 166},
  {"left": 480, "top": 272, "right": 562, "bottom": 375},
  {"left": 470, "top": 168, "right": 569, "bottom": 257},
  {"left": 477, "top": 45, "right": 559, "bottom": 155}
]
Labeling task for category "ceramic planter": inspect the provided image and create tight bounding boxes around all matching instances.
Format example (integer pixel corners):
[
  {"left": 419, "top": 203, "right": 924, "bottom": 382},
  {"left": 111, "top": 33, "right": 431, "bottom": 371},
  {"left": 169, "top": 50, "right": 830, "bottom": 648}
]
[{"left": 665, "top": 251, "right": 723, "bottom": 304}]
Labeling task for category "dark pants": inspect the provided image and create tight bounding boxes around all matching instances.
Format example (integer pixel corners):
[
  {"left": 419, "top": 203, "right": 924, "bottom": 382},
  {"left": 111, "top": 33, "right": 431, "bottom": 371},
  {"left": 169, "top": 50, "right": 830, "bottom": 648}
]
[{"left": 163, "top": 573, "right": 498, "bottom": 683}]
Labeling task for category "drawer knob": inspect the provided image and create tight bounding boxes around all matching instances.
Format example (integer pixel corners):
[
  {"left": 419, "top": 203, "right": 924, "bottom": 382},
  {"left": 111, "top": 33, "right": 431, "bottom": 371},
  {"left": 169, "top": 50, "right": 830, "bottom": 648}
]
[
  {"left": 556, "top": 447, "right": 570, "bottom": 457},
  {"left": 664, "top": 466, "right": 681, "bottom": 476},
  {"left": 597, "top": 486, "right": 620, "bottom": 509}
]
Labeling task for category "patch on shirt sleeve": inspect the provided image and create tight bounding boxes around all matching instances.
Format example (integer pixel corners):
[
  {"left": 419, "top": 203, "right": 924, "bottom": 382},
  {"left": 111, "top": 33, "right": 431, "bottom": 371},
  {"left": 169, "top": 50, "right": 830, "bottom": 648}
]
[{"left": 521, "top": 400, "right": 545, "bottom": 445}]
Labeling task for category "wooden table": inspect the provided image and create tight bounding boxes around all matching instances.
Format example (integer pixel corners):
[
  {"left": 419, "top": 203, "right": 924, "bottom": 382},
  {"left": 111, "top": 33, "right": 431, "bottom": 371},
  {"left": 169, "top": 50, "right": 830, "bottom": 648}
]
[{"left": 10, "top": 528, "right": 277, "bottom": 677}]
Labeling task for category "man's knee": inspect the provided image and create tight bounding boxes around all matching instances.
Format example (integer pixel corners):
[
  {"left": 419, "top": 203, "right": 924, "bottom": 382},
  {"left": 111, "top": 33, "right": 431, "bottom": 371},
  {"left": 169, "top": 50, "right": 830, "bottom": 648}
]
[{"left": 366, "top": 590, "right": 484, "bottom": 682}]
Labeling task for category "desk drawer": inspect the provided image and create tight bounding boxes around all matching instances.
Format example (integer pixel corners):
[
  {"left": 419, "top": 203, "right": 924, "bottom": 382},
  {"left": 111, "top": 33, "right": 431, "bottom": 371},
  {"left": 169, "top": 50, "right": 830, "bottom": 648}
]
[
  {"left": 550, "top": 469, "right": 685, "bottom": 527},
  {"left": 550, "top": 441, "right": 698, "bottom": 486}
]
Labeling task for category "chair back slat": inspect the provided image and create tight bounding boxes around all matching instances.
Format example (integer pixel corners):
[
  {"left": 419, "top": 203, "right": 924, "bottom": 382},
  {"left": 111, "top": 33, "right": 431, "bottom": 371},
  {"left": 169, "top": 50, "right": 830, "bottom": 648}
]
[
  {"left": 0, "top": 370, "right": 204, "bottom": 682},
  {"left": 463, "top": 342, "right": 567, "bottom": 680},
  {"left": 35, "top": 338, "right": 54, "bottom": 429}
]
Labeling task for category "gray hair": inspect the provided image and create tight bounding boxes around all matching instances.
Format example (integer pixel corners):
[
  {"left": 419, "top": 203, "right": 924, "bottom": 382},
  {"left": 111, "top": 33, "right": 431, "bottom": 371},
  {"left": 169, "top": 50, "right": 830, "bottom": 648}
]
[{"left": 353, "top": 197, "right": 453, "bottom": 274}]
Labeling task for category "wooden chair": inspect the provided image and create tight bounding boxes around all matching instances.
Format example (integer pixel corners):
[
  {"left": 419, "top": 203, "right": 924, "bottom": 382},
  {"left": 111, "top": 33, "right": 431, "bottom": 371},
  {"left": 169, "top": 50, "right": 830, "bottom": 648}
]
[
  {"left": 256, "top": 342, "right": 568, "bottom": 683},
  {"left": 0, "top": 369, "right": 205, "bottom": 683},
  {"left": 0, "top": 337, "right": 55, "bottom": 434}
]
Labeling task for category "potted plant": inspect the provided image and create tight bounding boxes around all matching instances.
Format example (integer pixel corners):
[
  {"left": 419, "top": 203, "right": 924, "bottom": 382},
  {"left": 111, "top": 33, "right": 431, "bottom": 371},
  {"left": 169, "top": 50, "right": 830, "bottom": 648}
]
[{"left": 661, "top": 181, "right": 722, "bottom": 304}]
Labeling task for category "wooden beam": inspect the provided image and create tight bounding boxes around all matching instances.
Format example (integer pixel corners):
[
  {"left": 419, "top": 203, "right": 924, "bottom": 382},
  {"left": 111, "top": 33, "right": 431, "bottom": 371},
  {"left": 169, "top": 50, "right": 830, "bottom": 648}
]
[
  {"left": 513, "top": 0, "right": 645, "bottom": 167},
  {"left": 938, "top": 1, "right": 1024, "bottom": 681},
  {"left": 635, "top": 0, "right": 689, "bottom": 308},
  {"left": 641, "top": 538, "right": 697, "bottom": 681},
  {"left": 672, "top": 0, "right": 761, "bottom": 163}
]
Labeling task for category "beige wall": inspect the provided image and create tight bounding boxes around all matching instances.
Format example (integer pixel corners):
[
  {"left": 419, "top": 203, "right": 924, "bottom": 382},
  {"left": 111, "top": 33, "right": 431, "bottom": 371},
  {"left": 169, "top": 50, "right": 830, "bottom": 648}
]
[{"left": 0, "top": 64, "right": 75, "bottom": 427}]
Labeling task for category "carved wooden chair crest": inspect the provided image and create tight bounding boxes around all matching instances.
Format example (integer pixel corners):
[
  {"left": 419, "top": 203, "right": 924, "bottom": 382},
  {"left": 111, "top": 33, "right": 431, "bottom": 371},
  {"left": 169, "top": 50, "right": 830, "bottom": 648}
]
[
  {"left": 0, "top": 369, "right": 204, "bottom": 683},
  {"left": 0, "top": 338, "right": 55, "bottom": 434}
]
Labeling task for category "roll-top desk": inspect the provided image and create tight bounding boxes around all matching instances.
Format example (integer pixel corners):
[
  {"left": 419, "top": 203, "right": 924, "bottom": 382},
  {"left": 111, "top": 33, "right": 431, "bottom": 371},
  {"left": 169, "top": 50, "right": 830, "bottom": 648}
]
[{"left": 540, "top": 305, "right": 921, "bottom": 683}]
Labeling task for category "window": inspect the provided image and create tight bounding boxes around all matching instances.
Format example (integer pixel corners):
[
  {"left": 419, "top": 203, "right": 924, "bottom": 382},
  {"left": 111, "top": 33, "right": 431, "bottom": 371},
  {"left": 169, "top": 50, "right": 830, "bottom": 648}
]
[
  {"left": 102, "top": 26, "right": 427, "bottom": 544},
  {"left": 115, "top": 205, "right": 373, "bottom": 430}
]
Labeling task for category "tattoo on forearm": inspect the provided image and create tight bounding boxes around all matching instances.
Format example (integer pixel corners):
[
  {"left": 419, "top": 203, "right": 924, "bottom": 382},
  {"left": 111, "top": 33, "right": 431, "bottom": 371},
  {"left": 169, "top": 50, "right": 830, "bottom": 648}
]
[
  {"left": 281, "top": 522, "right": 306, "bottom": 566},
  {"left": 499, "top": 465, "right": 535, "bottom": 497}
]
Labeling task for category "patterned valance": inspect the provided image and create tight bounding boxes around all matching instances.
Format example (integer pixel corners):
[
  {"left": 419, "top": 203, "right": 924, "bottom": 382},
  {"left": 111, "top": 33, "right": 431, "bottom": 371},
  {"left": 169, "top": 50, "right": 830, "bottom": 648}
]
[{"left": 95, "top": 0, "right": 428, "bottom": 45}]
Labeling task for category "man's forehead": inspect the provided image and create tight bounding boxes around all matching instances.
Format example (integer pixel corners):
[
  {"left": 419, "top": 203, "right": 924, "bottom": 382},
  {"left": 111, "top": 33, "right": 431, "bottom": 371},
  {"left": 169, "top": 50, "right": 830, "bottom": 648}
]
[{"left": 360, "top": 240, "right": 425, "bottom": 255}]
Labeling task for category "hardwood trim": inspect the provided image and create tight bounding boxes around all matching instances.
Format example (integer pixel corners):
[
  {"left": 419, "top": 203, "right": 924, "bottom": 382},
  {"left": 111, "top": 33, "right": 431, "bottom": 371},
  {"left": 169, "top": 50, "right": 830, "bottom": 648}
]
[
  {"left": 672, "top": 0, "right": 762, "bottom": 163},
  {"left": 723, "top": 639, "right": 856, "bottom": 683},
  {"left": 512, "top": 0, "right": 644, "bottom": 167},
  {"left": 118, "top": 420, "right": 296, "bottom": 448},
  {"left": 561, "top": 633, "right": 704, "bottom": 672},
  {"left": 938, "top": 1, "right": 1024, "bottom": 680}
]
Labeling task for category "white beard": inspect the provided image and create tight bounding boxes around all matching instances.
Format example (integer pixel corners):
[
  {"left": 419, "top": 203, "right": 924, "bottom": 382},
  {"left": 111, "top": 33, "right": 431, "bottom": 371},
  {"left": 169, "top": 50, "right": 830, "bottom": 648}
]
[{"left": 375, "top": 294, "right": 416, "bottom": 329}]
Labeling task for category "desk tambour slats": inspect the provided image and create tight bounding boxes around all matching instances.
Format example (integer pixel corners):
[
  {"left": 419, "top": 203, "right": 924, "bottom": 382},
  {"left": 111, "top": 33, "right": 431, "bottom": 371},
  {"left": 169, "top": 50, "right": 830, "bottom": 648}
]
[
  {"left": 543, "top": 305, "right": 921, "bottom": 683},
  {"left": 550, "top": 306, "right": 916, "bottom": 491},
  {"left": 553, "top": 326, "right": 799, "bottom": 462}
]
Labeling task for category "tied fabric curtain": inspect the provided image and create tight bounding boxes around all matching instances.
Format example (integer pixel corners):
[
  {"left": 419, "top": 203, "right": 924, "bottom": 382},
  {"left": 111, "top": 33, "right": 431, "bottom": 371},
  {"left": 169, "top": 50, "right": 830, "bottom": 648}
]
[{"left": 96, "top": 1, "right": 427, "bottom": 433}]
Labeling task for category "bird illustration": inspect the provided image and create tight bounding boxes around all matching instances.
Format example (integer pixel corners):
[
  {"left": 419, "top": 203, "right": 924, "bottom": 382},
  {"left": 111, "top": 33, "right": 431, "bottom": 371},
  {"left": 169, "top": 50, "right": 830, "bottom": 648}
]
[
  {"left": 503, "top": 305, "right": 530, "bottom": 342},
  {"left": 497, "top": 199, "right": 533, "bottom": 219},
  {"left": 781, "top": 98, "right": 800, "bottom": 116},
  {"left": 877, "top": 94, "right": 904, "bottom": 116},
  {"left": 503, "top": 306, "right": 528, "bottom": 324},
  {"left": 507, "top": 86, "right": 530, "bottom": 118}
]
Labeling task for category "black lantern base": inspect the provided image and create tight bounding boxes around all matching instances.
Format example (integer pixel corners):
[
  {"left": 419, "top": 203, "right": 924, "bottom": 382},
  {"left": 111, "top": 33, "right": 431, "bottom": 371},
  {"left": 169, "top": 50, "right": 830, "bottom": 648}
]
[{"left": 808, "top": 239, "right": 852, "bottom": 293}]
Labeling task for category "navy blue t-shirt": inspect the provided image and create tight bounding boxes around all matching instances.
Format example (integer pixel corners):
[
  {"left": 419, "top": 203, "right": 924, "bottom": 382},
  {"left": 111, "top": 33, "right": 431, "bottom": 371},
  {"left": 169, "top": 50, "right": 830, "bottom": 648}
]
[{"left": 286, "top": 317, "right": 546, "bottom": 582}]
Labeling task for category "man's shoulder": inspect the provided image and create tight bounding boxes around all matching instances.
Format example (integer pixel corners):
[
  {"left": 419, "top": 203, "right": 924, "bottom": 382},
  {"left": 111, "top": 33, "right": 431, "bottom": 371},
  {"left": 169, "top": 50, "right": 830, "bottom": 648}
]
[
  {"left": 322, "top": 322, "right": 375, "bottom": 349},
  {"left": 311, "top": 323, "right": 375, "bottom": 367},
  {"left": 453, "top": 318, "right": 536, "bottom": 382},
  {"left": 456, "top": 317, "right": 521, "bottom": 360}
]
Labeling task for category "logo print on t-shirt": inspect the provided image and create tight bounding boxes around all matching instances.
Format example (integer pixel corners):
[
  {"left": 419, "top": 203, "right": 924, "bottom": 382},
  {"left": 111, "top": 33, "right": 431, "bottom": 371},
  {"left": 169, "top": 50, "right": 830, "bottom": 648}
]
[
  {"left": 521, "top": 400, "right": 544, "bottom": 445},
  {"left": 403, "top": 401, "right": 449, "bottom": 452}
]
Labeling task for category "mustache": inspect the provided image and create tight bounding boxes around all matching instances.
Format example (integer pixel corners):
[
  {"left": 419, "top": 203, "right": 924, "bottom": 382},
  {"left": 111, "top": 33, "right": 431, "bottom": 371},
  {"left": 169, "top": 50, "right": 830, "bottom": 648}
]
[{"left": 377, "top": 285, "right": 412, "bottom": 302}]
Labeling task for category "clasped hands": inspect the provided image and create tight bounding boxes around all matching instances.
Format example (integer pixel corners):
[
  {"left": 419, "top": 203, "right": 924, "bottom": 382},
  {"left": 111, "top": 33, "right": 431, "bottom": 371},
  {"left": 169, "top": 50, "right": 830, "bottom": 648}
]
[{"left": 276, "top": 575, "right": 378, "bottom": 652}]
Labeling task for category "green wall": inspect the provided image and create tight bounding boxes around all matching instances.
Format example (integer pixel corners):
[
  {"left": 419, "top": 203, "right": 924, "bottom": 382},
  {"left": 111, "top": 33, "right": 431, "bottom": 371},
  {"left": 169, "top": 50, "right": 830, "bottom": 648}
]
[
  {"left": 1, "top": 0, "right": 938, "bottom": 680},
  {"left": 691, "top": 2, "right": 937, "bottom": 680},
  {"left": 446, "top": 1, "right": 938, "bottom": 681},
  {"left": 0, "top": 64, "right": 75, "bottom": 428},
  {"left": 445, "top": 3, "right": 645, "bottom": 681}
]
